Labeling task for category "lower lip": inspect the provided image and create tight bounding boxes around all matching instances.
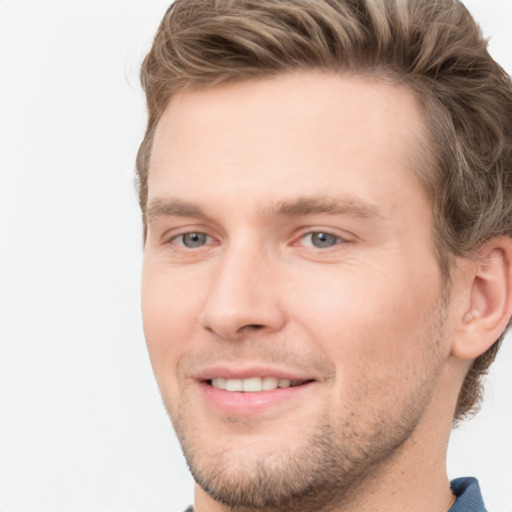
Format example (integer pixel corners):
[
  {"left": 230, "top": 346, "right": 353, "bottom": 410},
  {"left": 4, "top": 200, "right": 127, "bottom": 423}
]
[{"left": 199, "top": 381, "right": 315, "bottom": 416}]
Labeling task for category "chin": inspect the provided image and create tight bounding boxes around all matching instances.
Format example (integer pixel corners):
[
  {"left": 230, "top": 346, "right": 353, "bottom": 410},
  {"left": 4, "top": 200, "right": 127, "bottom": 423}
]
[
  {"left": 170, "top": 404, "right": 399, "bottom": 511},
  {"left": 180, "top": 416, "right": 346, "bottom": 510},
  {"left": 164, "top": 374, "right": 439, "bottom": 512}
]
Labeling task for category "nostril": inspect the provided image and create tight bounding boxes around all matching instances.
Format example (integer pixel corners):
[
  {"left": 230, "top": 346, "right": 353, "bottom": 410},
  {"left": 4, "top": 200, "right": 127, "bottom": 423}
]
[{"left": 239, "top": 324, "right": 265, "bottom": 332}]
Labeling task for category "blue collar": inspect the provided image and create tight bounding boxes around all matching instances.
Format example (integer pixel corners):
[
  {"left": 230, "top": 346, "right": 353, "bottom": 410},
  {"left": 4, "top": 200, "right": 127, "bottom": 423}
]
[{"left": 449, "top": 477, "right": 487, "bottom": 512}]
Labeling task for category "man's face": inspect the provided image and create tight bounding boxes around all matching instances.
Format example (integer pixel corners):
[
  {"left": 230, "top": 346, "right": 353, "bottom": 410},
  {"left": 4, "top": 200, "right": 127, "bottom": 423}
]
[{"left": 142, "top": 72, "right": 454, "bottom": 510}]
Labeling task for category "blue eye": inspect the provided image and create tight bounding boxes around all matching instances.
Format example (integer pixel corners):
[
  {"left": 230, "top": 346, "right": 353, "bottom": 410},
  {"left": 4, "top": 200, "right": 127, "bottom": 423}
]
[
  {"left": 175, "top": 232, "right": 209, "bottom": 248},
  {"left": 302, "top": 232, "right": 341, "bottom": 248}
]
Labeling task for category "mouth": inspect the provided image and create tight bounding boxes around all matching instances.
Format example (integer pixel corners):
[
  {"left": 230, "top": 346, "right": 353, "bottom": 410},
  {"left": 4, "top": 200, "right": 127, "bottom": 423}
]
[
  {"left": 197, "top": 370, "right": 317, "bottom": 416},
  {"left": 208, "top": 376, "right": 313, "bottom": 392}
]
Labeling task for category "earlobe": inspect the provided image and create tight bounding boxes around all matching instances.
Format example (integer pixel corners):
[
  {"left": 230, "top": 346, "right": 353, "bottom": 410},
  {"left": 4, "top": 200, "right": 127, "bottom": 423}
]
[{"left": 452, "top": 238, "right": 512, "bottom": 360}]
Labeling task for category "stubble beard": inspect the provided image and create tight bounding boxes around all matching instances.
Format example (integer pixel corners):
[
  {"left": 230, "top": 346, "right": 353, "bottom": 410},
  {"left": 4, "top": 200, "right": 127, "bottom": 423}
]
[
  {"left": 171, "top": 407, "right": 422, "bottom": 512},
  {"left": 163, "top": 299, "right": 448, "bottom": 512},
  {"left": 166, "top": 376, "right": 442, "bottom": 511}
]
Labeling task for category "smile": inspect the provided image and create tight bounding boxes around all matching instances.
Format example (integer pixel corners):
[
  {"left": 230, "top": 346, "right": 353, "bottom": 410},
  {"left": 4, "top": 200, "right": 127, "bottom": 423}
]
[{"left": 209, "top": 376, "right": 309, "bottom": 392}]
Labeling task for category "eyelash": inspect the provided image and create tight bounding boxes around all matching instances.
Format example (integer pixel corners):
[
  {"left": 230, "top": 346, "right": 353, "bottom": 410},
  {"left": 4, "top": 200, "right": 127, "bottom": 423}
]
[{"left": 167, "top": 229, "right": 347, "bottom": 251}]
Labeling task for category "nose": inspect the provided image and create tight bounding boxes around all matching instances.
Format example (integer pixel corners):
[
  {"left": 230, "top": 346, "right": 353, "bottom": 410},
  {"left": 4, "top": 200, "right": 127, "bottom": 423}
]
[{"left": 199, "top": 242, "right": 287, "bottom": 340}]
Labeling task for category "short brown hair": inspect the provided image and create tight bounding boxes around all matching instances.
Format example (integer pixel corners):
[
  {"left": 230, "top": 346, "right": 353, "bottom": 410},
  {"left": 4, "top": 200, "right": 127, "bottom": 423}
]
[{"left": 136, "top": 0, "right": 512, "bottom": 422}]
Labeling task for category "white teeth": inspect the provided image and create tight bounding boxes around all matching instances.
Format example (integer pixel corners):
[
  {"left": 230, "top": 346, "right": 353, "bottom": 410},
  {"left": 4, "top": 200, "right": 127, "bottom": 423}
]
[
  {"left": 210, "top": 376, "right": 300, "bottom": 392},
  {"left": 225, "top": 379, "right": 243, "bottom": 392},
  {"left": 211, "top": 378, "right": 226, "bottom": 389},
  {"left": 278, "top": 379, "right": 291, "bottom": 388},
  {"left": 242, "top": 377, "right": 263, "bottom": 392},
  {"left": 262, "top": 376, "right": 278, "bottom": 390}
]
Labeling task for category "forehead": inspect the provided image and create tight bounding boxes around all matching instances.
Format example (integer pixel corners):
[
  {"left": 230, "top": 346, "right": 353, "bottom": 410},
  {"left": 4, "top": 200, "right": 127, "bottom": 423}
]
[{"left": 148, "top": 71, "right": 428, "bottom": 212}]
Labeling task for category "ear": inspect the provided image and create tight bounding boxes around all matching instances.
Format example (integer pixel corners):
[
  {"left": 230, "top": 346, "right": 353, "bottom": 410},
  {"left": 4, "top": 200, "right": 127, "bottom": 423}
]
[{"left": 451, "top": 237, "right": 512, "bottom": 360}]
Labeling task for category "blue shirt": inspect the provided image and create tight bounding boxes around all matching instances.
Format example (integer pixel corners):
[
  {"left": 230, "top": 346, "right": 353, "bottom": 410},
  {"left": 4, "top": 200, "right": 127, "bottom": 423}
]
[
  {"left": 449, "top": 477, "right": 487, "bottom": 512},
  {"left": 183, "top": 477, "right": 487, "bottom": 512}
]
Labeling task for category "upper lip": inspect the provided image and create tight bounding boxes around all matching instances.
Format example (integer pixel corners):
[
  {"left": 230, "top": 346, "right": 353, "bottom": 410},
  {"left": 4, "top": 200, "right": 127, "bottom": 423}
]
[{"left": 194, "top": 365, "right": 318, "bottom": 382}]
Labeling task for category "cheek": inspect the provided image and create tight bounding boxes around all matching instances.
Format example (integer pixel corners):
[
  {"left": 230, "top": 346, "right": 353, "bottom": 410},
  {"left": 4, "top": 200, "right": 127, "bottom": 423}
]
[
  {"left": 290, "top": 263, "right": 442, "bottom": 376},
  {"left": 293, "top": 273, "right": 445, "bottom": 423},
  {"left": 141, "top": 263, "right": 206, "bottom": 382}
]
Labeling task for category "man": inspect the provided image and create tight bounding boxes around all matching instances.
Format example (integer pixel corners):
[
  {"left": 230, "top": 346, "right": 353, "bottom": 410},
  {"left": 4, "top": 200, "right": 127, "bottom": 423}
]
[{"left": 136, "top": 1, "right": 512, "bottom": 511}]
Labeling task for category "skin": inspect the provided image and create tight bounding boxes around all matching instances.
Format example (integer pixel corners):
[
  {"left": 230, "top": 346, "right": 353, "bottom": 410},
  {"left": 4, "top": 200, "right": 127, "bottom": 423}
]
[{"left": 141, "top": 72, "right": 477, "bottom": 512}]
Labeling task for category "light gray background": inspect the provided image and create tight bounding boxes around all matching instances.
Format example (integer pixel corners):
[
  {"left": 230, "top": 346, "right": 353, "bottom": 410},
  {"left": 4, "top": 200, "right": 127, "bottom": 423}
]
[{"left": 0, "top": 1, "right": 511, "bottom": 511}]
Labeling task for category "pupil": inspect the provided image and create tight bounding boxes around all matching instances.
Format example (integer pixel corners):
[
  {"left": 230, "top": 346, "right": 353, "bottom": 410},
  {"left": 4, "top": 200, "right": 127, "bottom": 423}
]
[
  {"left": 183, "top": 233, "right": 206, "bottom": 248},
  {"left": 312, "top": 232, "right": 337, "bottom": 248}
]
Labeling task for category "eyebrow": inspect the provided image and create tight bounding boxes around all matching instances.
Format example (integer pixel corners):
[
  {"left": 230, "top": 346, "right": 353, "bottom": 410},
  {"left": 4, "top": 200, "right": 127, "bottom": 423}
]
[
  {"left": 267, "top": 196, "right": 383, "bottom": 219},
  {"left": 146, "top": 199, "right": 205, "bottom": 223},
  {"left": 145, "top": 195, "right": 383, "bottom": 223}
]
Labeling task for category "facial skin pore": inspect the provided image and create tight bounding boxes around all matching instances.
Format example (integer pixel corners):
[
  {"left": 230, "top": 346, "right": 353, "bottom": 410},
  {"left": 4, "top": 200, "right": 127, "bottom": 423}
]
[{"left": 141, "top": 72, "right": 471, "bottom": 512}]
